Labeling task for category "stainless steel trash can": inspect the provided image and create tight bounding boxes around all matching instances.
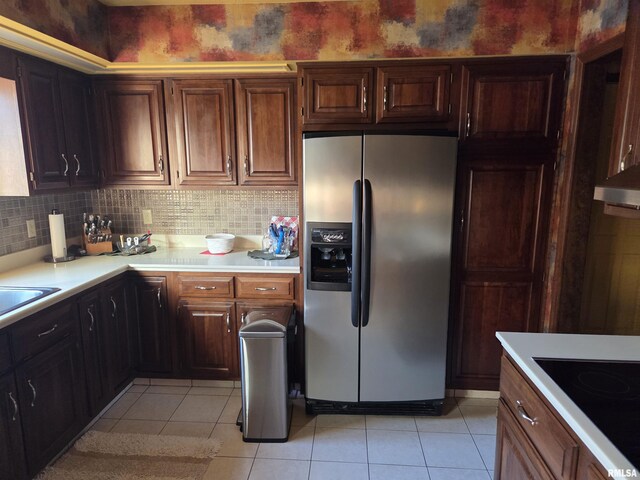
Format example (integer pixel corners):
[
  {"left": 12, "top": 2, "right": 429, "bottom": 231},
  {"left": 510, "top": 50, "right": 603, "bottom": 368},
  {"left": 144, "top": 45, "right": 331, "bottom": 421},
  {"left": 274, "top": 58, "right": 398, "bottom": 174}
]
[{"left": 239, "top": 307, "right": 295, "bottom": 442}]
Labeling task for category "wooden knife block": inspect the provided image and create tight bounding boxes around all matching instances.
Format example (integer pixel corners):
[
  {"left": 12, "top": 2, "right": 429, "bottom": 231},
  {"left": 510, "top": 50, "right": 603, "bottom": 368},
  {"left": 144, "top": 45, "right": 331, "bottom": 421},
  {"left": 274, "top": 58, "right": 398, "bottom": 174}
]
[{"left": 83, "top": 229, "right": 113, "bottom": 255}]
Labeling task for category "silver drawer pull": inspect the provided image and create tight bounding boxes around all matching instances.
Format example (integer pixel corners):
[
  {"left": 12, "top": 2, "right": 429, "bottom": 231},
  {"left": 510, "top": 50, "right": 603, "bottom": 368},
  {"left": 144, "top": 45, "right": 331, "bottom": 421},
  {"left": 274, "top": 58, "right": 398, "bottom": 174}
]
[
  {"left": 110, "top": 296, "right": 117, "bottom": 317},
  {"left": 226, "top": 312, "right": 231, "bottom": 333},
  {"left": 516, "top": 400, "right": 537, "bottom": 426},
  {"left": 241, "top": 312, "right": 246, "bottom": 325},
  {"left": 87, "top": 307, "right": 95, "bottom": 332},
  {"left": 157, "top": 288, "right": 163, "bottom": 309},
  {"left": 37, "top": 324, "right": 58, "bottom": 338},
  {"left": 195, "top": 285, "right": 217, "bottom": 290},
  {"left": 8, "top": 392, "right": 18, "bottom": 421},
  {"left": 192, "top": 313, "right": 224, "bottom": 318},
  {"left": 28, "top": 379, "right": 36, "bottom": 407},
  {"left": 255, "top": 287, "right": 277, "bottom": 291}
]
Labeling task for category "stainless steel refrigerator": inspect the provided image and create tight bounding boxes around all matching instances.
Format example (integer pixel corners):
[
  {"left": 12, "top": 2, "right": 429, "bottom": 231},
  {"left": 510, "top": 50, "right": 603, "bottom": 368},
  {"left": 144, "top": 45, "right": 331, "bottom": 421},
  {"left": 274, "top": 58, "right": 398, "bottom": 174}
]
[{"left": 303, "top": 132, "right": 457, "bottom": 415}]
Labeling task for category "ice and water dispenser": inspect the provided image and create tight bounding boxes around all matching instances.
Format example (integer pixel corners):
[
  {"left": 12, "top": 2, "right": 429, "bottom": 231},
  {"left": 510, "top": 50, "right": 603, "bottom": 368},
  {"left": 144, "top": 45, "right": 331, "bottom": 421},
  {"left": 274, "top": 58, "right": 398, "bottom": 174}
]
[{"left": 306, "top": 222, "right": 353, "bottom": 291}]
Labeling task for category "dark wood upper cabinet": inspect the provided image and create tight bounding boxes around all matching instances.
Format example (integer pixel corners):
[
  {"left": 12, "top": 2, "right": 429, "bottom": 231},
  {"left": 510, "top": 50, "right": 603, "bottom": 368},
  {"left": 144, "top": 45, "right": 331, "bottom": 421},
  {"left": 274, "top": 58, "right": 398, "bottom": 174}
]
[
  {"left": 609, "top": 0, "right": 640, "bottom": 175},
  {"left": 0, "top": 372, "right": 27, "bottom": 480},
  {"left": 376, "top": 65, "right": 451, "bottom": 123},
  {"left": 95, "top": 79, "right": 170, "bottom": 186},
  {"left": 171, "top": 79, "right": 236, "bottom": 186},
  {"left": 16, "top": 56, "right": 99, "bottom": 192},
  {"left": 460, "top": 59, "right": 566, "bottom": 150},
  {"left": 301, "top": 66, "right": 374, "bottom": 124},
  {"left": 235, "top": 78, "right": 297, "bottom": 186}
]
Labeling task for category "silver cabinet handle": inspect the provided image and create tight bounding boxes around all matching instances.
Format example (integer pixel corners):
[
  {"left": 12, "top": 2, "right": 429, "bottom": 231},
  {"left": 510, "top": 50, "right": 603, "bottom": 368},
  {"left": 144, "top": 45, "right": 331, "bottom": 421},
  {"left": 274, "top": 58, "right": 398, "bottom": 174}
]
[
  {"left": 195, "top": 285, "right": 216, "bottom": 290},
  {"left": 87, "top": 307, "right": 95, "bottom": 332},
  {"left": 255, "top": 287, "right": 277, "bottom": 291},
  {"left": 74, "top": 154, "right": 80, "bottom": 176},
  {"left": 244, "top": 155, "right": 249, "bottom": 176},
  {"left": 516, "top": 400, "right": 537, "bottom": 426},
  {"left": 383, "top": 85, "right": 387, "bottom": 111},
  {"left": 110, "top": 296, "right": 117, "bottom": 318},
  {"left": 227, "top": 155, "right": 232, "bottom": 176},
  {"left": 37, "top": 324, "right": 58, "bottom": 338},
  {"left": 158, "top": 154, "right": 164, "bottom": 174},
  {"left": 192, "top": 312, "right": 223, "bottom": 318},
  {"left": 466, "top": 112, "right": 471, "bottom": 137},
  {"left": 363, "top": 86, "right": 367, "bottom": 112},
  {"left": 620, "top": 144, "right": 633, "bottom": 171},
  {"left": 27, "top": 380, "right": 36, "bottom": 407},
  {"left": 8, "top": 392, "right": 18, "bottom": 421},
  {"left": 226, "top": 311, "right": 231, "bottom": 333},
  {"left": 241, "top": 312, "right": 246, "bottom": 325},
  {"left": 157, "top": 288, "right": 162, "bottom": 309},
  {"left": 61, "top": 153, "right": 69, "bottom": 176}
]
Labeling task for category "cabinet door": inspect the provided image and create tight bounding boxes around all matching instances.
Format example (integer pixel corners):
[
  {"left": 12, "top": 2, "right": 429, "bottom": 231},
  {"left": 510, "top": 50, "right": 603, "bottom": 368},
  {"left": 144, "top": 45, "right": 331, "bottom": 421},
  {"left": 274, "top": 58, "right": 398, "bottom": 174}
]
[
  {"left": 376, "top": 65, "right": 451, "bottom": 123},
  {"left": 77, "top": 290, "right": 110, "bottom": 416},
  {"left": 17, "top": 56, "right": 69, "bottom": 191},
  {"left": 495, "top": 401, "right": 554, "bottom": 480},
  {"left": 133, "top": 276, "right": 173, "bottom": 373},
  {"left": 171, "top": 79, "right": 236, "bottom": 186},
  {"left": 460, "top": 60, "right": 565, "bottom": 150},
  {"left": 301, "top": 67, "right": 374, "bottom": 124},
  {"left": 102, "top": 279, "right": 134, "bottom": 396},
  {"left": 59, "top": 69, "right": 99, "bottom": 188},
  {"left": 235, "top": 78, "right": 297, "bottom": 186},
  {"left": 609, "top": 0, "right": 640, "bottom": 174},
  {"left": 178, "top": 300, "right": 237, "bottom": 379},
  {"left": 16, "top": 335, "right": 86, "bottom": 477},
  {"left": 95, "top": 80, "right": 169, "bottom": 186},
  {"left": 449, "top": 155, "right": 554, "bottom": 390},
  {"left": 0, "top": 373, "right": 27, "bottom": 480}
]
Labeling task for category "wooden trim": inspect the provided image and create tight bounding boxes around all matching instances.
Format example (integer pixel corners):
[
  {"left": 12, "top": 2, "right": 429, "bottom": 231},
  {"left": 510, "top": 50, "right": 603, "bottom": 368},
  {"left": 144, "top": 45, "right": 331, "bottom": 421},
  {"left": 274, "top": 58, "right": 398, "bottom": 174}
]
[{"left": 577, "top": 33, "right": 625, "bottom": 63}]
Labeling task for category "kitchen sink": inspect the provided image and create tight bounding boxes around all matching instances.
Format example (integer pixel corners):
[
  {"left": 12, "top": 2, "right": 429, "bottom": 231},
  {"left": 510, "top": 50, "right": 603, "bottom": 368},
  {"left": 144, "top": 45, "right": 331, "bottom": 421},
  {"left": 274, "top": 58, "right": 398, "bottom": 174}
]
[{"left": 0, "top": 286, "right": 61, "bottom": 316}]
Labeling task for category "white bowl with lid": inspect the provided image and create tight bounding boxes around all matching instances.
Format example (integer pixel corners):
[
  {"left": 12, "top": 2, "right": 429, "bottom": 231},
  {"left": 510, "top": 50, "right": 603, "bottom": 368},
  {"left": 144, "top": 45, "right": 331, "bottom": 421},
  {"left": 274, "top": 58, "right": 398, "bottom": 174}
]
[{"left": 205, "top": 234, "right": 235, "bottom": 254}]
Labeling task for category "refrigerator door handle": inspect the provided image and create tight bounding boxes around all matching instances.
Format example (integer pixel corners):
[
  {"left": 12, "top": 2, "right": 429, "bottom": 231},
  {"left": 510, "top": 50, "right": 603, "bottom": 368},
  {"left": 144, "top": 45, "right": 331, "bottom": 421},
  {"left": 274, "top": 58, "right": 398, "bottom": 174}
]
[
  {"left": 351, "top": 180, "right": 362, "bottom": 327},
  {"left": 362, "top": 179, "right": 372, "bottom": 327}
]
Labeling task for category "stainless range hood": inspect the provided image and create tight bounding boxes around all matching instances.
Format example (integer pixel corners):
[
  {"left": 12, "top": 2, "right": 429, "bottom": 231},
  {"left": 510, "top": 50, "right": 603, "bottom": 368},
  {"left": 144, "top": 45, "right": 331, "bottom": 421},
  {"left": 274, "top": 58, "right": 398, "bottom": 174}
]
[{"left": 593, "top": 163, "right": 640, "bottom": 207}]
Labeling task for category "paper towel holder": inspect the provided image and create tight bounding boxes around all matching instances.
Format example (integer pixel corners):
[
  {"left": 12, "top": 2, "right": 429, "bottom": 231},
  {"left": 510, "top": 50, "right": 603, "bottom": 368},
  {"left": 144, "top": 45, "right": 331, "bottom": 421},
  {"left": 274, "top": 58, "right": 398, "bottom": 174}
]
[{"left": 44, "top": 208, "right": 76, "bottom": 263}]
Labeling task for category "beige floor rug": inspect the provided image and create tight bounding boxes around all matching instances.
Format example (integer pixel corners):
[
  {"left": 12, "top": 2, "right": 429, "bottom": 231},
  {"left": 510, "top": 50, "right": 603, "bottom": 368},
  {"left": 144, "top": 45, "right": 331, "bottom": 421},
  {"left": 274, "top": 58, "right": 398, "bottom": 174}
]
[{"left": 36, "top": 431, "right": 222, "bottom": 480}]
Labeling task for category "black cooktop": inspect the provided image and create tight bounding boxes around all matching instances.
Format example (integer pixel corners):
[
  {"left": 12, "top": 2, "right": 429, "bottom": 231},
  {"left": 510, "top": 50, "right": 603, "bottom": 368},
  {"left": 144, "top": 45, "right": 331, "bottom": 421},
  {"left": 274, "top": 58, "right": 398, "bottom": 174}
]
[{"left": 534, "top": 358, "right": 640, "bottom": 469}]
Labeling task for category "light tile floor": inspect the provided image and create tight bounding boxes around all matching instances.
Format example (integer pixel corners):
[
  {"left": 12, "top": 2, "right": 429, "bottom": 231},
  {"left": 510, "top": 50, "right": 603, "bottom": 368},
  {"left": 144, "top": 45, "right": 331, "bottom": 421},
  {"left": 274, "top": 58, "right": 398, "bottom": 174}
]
[{"left": 92, "top": 383, "right": 498, "bottom": 480}]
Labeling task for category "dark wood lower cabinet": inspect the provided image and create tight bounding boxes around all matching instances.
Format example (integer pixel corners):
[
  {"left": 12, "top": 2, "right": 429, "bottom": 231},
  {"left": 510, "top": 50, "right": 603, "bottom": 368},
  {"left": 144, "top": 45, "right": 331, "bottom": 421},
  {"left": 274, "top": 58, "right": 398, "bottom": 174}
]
[
  {"left": 15, "top": 335, "right": 86, "bottom": 477},
  {"left": 133, "top": 275, "right": 173, "bottom": 374},
  {"left": 0, "top": 372, "right": 27, "bottom": 480},
  {"left": 178, "top": 299, "right": 237, "bottom": 378}
]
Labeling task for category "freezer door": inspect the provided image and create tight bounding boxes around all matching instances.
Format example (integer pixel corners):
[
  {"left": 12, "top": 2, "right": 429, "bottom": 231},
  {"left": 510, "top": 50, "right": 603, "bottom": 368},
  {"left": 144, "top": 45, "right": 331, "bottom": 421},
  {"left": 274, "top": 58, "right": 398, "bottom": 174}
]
[
  {"left": 303, "top": 134, "right": 362, "bottom": 402},
  {"left": 360, "top": 134, "right": 457, "bottom": 402}
]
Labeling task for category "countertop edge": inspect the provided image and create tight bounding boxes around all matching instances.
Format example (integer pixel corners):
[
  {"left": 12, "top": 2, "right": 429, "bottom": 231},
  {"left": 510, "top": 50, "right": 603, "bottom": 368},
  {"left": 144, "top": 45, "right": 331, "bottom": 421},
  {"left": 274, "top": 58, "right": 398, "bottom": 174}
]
[{"left": 496, "top": 332, "right": 638, "bottom": 479}]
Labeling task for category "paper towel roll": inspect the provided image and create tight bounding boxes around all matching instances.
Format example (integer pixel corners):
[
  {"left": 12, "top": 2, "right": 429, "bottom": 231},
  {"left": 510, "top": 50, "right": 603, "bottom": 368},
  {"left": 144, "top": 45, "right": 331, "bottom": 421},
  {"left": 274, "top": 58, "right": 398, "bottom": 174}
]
[{"left": 49, "top": 212, "right": 67, "bottom": 259}]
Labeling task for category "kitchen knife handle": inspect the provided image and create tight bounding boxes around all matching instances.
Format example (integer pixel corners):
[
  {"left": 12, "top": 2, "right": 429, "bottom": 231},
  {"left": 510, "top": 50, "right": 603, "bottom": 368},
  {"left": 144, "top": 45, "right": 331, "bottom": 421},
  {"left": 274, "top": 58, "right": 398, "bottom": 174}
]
[
  {"left": 351, "top": 180, "right": 362, "bottom": 328},
  {"left": 361, "top": 179, "right": 372, "bottom": 327}
]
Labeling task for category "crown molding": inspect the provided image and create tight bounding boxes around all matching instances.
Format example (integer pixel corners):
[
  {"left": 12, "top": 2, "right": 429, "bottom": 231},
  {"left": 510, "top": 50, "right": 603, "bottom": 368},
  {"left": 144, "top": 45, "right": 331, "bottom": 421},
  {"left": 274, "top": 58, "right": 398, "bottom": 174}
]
[{"left": 0, "top": 15, "right": 294, "bottom": 75}]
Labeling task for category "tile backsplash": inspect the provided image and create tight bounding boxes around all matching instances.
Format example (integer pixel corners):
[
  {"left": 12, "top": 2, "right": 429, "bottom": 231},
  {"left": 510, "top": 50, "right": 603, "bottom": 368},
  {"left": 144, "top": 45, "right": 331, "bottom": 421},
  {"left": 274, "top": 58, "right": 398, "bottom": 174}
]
[
  {"left": 90, "top": 189, "right": 299, "bottom": 237},
  {"left": 0, "top": 192, "right": 90, "bottom": 257},
  {"left": 0, "top": 189, "right": 299, "bottom": 258}
]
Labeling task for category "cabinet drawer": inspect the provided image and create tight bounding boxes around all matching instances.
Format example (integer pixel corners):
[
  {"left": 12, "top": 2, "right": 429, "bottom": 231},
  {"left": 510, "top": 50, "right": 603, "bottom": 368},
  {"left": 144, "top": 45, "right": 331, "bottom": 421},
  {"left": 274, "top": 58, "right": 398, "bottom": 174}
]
[
  {"left": 11, "top": 302, "right": 77, "bottom": 364},
  {"left": 0, "top": 332, "right": 11, "bottom": 373},
  {"left": 500, "top": 355, "right": 578, "bottom": 480},
  {"left": 176, "top": 275, "right": 233, "bottom": 298},
  {"left": 235, "top": 276, "right": 295, "bottom": 300}
]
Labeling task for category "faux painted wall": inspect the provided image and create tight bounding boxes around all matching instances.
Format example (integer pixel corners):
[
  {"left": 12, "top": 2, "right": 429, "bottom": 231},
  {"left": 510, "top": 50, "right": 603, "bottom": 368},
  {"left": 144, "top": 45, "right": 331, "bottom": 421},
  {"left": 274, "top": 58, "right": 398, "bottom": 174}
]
[
  {"left": 576, "top": 0, "right": 628, "bottom": 51},
  {"left": 0, "top": 0, "right": 108, "bottom": 58}
]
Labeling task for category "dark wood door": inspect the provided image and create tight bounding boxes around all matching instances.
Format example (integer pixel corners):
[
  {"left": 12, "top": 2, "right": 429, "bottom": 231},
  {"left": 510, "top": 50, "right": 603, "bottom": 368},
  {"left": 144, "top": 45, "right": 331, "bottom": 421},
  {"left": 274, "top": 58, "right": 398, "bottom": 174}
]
[
  {"left": 95, "top": 79, "right": 169, "bottom": 186},
  {"left": 0, "top": 373, "right": 27, "bottom": 480},
  {"left": 302, "top": 67, "right": 374, "bottom": 124},
  {"left": 376, "top": 65, "right": 451, "bottom": 123},
  {"left": 101, "top": 278, "right": 134, "bottom": 396},
  {"left": 609, "top": 0, "right": 640, "bottom": 174},
  {"left": 178, "top": 299, "right": 237, "bottom": 379},
  {"left": 460, "top": 60, "right": 566, "bottom": 151},
  {"left": 449, "top": 154, "right": 554, "bottom": 390},
  {"left": 59, "top": 69, "right": 99, "bottom": 188},
  {"left": 171, "top": 79, "right": 236, "bottom": 186},
  {"left": 236, "top": 78, "right": 296, "bottom": 186},
  {"left": 495, "top": 401, "right": 554, "bottom": 480},
  {"left": 77, "top": 290, "right": 110, "bottom": 416},
  {"left": 17, "top": 56, "right": 69, "bottom": 191},
  {"left": 133, "top": 276, "right": 172, "bottom": 374},
  {"left": 16, "top": 335, "right": 86, "bottom": 477}
]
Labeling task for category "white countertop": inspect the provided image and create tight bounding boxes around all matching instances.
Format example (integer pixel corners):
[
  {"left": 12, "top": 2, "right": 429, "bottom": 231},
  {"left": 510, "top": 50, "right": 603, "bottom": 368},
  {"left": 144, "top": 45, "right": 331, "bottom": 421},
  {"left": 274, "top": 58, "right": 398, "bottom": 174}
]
[
  {"left": 0, "top": 247, "right": 299, "bottom": 329},
  {"left": 497, "top": 332, "right": 640, "bottom": 479}
]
